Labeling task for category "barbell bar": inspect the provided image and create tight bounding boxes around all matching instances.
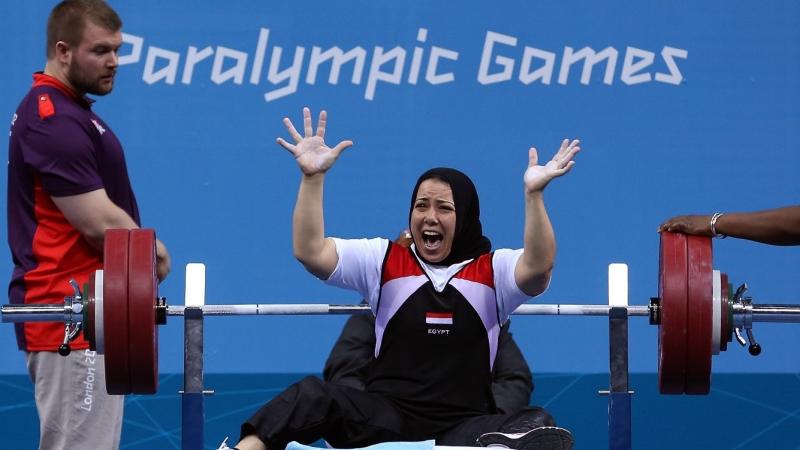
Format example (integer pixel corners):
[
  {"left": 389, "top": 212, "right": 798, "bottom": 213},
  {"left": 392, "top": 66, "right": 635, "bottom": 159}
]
[
  {"left": 6, "top": 288, "right": 793, "bottom": 321},
  {"left": 3, "top": 229, "right": 800, "bottom": 396},
  {"left": 3, "top": 302, "right": 655, "bottom": 319}
]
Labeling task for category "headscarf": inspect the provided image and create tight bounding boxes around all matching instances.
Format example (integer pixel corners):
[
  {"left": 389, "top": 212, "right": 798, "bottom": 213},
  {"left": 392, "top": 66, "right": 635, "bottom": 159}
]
[{"left": 409, "top": 168, "right": 492, "bottom": 266}]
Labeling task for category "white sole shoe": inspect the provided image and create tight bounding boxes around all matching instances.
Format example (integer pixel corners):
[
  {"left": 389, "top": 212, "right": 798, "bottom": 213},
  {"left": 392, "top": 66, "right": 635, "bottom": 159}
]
[{"left": 476, "top": 426, "right": 574, "bottom": 450}]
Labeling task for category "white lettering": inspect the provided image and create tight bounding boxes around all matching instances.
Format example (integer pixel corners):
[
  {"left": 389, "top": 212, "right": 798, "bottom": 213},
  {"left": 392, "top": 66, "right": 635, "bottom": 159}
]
[
  {"left": 264, "top": 46, "right": 305, "bottom": 102},
  {"left": 655, "top": 46, "right": 688, "bottom": 85},
  {"left": 84, "top": 348, "right": 97, "bottom": 365},
  {"left": 306, "top": 46, "right": 366, "bottom": 85},
  {"left": 212, "top": 46, "right": 248, "bottom": 85},
  {"left": 119, "top": 33, "right": 144, "bottom": 65},
  {"left": 408, "top": 28, "right": 427, "bottom": 85},
  {"left": 365, "top": 46, "right": 406, "bottom": 101},
  {"left": 182, "top": 46, "right": 214, "bottom": 84},
  {"left": 519, "top": 47, "right": 556, "bottom": 85},
  {"left": 477, "top": 31, "right": 517, "bottom": 85},
  {"left": 426, "top": 46, "right": 458, "bottom": 84},
  {"left": 119, "top": 28, "right": 686, "bottom": 101},
  {"left": 621, "top": 47, "right": 654, "bottom": 85},
  {"left": 250, "top": 28, "right": 270, "bottom": 84},
  {"left": 81, "top": 364, "right": 96, "bottom": 411},
  {"left": 143, "top": 46, "right": 180, "bottom": 85},
  {"left": 559, "top": 46, "right": 618, "bottom": 85}
]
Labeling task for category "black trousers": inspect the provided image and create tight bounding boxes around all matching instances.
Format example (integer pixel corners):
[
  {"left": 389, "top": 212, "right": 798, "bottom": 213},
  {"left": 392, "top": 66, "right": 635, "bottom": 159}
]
[{"left": 241, "top": 376, "right": 555, "bottom": 450}]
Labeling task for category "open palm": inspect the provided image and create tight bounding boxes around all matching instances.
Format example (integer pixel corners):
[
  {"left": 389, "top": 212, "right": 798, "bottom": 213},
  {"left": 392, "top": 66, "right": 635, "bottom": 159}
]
[
  {"left": 277, "top": 107, "right": 353, "bottom": 176},
  {"left": 524, "top": 139, "right": 581, "bottom": 193}
]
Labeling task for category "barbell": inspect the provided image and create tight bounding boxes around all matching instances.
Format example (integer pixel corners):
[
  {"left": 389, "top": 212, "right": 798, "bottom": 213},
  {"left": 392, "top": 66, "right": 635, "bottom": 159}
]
[{"left": 2, "top": 229, "right": 799, "bottom": 396}]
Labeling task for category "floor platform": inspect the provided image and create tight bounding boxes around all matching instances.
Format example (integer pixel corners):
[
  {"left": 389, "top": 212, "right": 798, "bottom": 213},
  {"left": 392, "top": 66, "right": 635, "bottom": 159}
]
[{"left": 1, "top": 373, "right": 798, "bottom": 449}]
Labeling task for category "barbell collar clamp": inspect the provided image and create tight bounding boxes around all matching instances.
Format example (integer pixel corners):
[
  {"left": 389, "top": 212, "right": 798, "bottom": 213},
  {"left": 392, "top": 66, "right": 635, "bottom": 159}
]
[
  {"left": 732, "top": 300, "right": 754, "bottom": 329},
  {"left": 649, "top": 298, "right": 661, "bottom": 325},
  {"left": 734, "top": 328, "right": 747, "bottom": 347},
  {"left": 62, "top": 279, "right": 84, "bottom": 322},
  {"left": 745, "top": 328, "right": 761, "bottom": 356},
  {"left": 57, "top": 279, "right": 87, "bottom": 357},
  {"left": 156, "top": 297, "right": 168, "bottom": 325},
  {"left": 58, "top": 320, "right": 82, "bottom": 357}
]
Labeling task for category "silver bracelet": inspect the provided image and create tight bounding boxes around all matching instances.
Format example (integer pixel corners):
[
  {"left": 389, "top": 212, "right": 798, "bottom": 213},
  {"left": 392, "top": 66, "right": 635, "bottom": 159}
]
[{"left": 710, "top": 212, "right": 726, "bottom": 239}]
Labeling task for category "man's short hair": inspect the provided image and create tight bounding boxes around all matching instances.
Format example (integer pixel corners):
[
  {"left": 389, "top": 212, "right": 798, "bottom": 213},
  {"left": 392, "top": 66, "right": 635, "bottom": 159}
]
[{"left": 46, "top": 0, "right": 122, "bottom": 58}]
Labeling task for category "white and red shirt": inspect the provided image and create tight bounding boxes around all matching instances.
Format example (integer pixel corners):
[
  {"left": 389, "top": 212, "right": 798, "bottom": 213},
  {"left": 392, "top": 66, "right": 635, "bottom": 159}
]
[{"left": 324, "top": 237, "right": 536, "bottom": 438}]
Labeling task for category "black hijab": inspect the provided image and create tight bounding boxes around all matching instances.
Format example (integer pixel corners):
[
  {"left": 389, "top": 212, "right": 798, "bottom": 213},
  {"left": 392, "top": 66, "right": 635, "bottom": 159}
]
[{"left": 409, "top": 168, "right": 492, "bottom": 266}]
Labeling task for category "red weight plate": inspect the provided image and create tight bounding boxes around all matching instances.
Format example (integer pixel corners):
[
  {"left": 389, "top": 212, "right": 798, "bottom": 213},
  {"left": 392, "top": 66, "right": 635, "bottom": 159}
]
[
  {"left": 103, "top": 229, "right": 131, "bottom": 394},
  {"left": 720, "top": 273, "right": 730, "bottom": 351},
  {"left": 86, "top": 273, "right": 96, "bottom": 351},
  {"left": 710, "top": 271, "right": 721, "bottom": 355},
  {"left": 128, "top": 229, "right": 159, "bottom": 394},
  {"left": 658, "top": 232, "right": 688, "bottom": 394},
  {"left": 685, "top": 235, "right": 713, "bottom": 394}
]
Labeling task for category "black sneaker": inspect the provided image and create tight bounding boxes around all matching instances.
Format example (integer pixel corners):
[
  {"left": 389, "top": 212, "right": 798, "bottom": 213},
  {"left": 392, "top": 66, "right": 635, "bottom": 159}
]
[{"left": 476, "top": 426, "right": 574, "bottom": 450}]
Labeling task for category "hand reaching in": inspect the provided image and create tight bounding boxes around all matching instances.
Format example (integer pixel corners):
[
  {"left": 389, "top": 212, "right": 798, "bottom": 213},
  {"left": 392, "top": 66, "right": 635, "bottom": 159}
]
[
  {"left": 658, "top": 215, "right": 713, "bottom": 236},
  {"left": 277, "top": 107, "right": 353, "bottom": 176}
]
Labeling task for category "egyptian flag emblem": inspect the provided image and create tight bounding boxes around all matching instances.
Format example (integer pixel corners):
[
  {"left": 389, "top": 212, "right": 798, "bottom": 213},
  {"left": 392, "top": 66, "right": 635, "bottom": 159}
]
[{"left": 426, "top": 312, "right": 453, "bottom": 325}]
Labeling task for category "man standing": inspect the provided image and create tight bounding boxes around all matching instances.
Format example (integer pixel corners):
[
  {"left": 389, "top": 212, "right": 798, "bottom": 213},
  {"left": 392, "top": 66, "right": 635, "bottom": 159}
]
[{"left": 6, "top": 1, "right": 170, "bottom": 448}]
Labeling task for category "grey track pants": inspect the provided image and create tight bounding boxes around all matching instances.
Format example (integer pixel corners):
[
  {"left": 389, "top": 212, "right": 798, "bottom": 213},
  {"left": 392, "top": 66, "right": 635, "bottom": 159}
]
[{"left": 26, "top": 349, "right": 124, "bottom": 450}]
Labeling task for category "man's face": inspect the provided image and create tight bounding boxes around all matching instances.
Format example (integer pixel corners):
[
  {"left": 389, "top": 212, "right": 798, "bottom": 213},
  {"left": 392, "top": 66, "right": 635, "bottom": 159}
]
[
  {"left": 410, "top": 178, "right": 456, "bottom": 264},
  {"left": 65, "top": 21, "right": 121, "bottom": 96}
]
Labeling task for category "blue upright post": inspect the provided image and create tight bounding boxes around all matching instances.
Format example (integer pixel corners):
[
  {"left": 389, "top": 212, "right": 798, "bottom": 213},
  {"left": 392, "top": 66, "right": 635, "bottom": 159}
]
[
  {"left": 182, "top": 306, "right": 205, "bottom": 450},
  {"left": 608, "top": 306, "right": 632, "bottom": 450}
]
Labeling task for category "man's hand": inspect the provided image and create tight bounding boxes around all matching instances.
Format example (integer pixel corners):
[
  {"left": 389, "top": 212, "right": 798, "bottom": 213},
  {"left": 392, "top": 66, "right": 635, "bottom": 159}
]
[
  {"left": 155, "top": 239, "right": 171, "bottom": 282},
  {"left": 658, "top": 215, "right": 712, "bottom": 236},
  {"left": 277, "top": 107, "right": 353, "bottom": 176},
  {"left": 394, "top": 229, "right": 413, "bottom": 248},
  {"left": 523, "top": 139, "right": 580, "bottom": 194}
]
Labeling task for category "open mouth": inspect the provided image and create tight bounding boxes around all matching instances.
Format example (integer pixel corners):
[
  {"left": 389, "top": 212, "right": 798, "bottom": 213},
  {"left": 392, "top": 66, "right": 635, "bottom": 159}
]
[{"left": 422, "top": 230, "right": 443, "bottom": 250}]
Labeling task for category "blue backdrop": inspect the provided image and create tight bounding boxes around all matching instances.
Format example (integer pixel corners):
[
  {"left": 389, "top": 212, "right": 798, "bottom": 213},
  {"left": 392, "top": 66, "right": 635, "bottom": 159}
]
[{"left": 1, "top": 1, "right": 798, "bottom": 376}]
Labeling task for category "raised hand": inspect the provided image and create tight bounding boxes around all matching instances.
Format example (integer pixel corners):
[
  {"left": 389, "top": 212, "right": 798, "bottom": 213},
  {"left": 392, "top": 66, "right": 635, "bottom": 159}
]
[
  {"left": 277, "top": 107, "right": 353, "bottom": 176},
  {"left": 523, "top": 139, "right": 581, "bottom": 193}
]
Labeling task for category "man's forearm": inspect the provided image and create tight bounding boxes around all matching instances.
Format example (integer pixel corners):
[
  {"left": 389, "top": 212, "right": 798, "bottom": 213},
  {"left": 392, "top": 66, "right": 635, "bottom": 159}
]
[
  {"left": 716, "top": 206, "right": 800, "bottom": 245},
  {"left": 83, "top": 207, "right": 139, "bottom": 249},
  {"left": 52, "top": 190, "right": 140, "bottom": 250}
]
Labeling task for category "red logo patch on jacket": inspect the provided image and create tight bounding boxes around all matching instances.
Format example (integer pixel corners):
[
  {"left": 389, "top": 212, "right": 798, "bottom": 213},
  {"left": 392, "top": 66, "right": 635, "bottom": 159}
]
[{"left": 38, "top": 93, "right": 55, "bottom": 119}]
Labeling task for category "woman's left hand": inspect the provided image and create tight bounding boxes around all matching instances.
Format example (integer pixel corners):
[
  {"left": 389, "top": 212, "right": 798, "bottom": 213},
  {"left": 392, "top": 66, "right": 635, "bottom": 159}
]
[{"left": 523, "top": 139, "right": 581, "bottom": 193}]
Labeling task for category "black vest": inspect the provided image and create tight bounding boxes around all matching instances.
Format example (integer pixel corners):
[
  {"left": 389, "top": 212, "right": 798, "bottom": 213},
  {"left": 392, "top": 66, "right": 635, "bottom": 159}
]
[{"left": 367, "top": 243, "right": 501, "bottom": 438}]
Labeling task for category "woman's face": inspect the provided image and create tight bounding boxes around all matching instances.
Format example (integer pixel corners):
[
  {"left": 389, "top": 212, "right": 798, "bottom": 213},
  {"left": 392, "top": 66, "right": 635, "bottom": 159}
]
[{"left": 410, "top": 179, "right": 456, "bottom": 263}]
